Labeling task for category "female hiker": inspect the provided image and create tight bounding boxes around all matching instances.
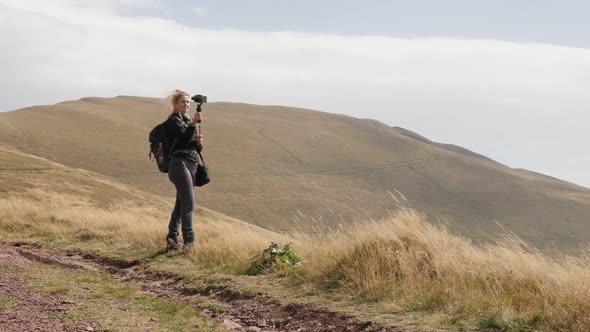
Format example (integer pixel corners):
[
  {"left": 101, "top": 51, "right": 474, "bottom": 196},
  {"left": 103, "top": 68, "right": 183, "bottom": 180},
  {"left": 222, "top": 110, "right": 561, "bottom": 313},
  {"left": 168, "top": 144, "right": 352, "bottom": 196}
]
[{"left": 164, "top": 90, "right": 203, "bottom": 253}]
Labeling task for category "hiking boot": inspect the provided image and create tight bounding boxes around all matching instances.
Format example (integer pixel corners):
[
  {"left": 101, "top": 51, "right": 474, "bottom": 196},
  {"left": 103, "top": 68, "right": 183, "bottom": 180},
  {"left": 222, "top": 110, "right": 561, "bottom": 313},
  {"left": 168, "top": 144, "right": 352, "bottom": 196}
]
[
  {"left": 181, "top": 242, "right": 195, "bottom": 254},
  {"left": 165, "top": 238, "right": 179, "bottom": 252}
]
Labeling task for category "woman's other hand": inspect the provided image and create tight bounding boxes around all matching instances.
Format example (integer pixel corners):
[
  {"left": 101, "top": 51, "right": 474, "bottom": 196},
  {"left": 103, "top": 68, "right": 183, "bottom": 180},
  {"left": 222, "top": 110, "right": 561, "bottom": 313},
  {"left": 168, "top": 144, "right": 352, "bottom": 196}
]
[{"left": 194, "top": 134, "right": 203, "bottom": 144}]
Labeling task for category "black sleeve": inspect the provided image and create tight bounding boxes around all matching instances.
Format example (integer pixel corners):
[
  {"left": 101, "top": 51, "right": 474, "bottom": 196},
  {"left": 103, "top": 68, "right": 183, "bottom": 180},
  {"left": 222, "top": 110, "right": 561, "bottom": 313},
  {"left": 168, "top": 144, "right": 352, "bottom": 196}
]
[{"left": 166, "top": 116, "right": 196, "bottom": 147}]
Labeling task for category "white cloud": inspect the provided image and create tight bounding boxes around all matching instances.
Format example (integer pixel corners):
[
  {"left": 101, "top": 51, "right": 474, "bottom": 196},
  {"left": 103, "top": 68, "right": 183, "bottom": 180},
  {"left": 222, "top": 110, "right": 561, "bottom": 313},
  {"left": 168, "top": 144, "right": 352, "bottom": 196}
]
[
  {"left": 1, "top": 0, "right": 590, "bottom": 187},
  {"left": 192, "top": 6, "right": 207, "bottom": 16}
]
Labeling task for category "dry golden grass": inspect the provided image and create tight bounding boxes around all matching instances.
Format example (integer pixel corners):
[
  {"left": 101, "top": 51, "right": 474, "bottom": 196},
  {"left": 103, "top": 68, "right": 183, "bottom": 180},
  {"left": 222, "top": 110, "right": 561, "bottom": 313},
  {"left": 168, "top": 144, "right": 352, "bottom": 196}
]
[
  {"left": 0, "top": 182, "right": 249, "bottom": 272},
  {"left": 290, "top": 209, "right": 590, "bottom": 330},
  {"left": 0, "top": 145, "right": 280, "bottom": 274},
  {"left": 0, "top": 188, "right": 276, "bottom": 274},
  {"left": 3, "top": 185, "right": 590, "bottom": 330},
  {"left": 2, "top": 147, "right": 590, "bottom": 330}
]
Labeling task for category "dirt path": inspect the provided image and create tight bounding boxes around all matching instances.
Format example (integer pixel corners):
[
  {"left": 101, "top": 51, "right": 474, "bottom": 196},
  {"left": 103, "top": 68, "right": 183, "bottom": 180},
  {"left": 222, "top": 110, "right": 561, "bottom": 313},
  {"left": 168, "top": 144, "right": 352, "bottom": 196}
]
[
  {"left": 0, "top": 245, "right": 100, "bottom": 331},
  {"left": 294, "top": 154, "right": 445, "bottom": 176},
  {"left": 0, "top": 243, "right": 412, "bottom": 332}
]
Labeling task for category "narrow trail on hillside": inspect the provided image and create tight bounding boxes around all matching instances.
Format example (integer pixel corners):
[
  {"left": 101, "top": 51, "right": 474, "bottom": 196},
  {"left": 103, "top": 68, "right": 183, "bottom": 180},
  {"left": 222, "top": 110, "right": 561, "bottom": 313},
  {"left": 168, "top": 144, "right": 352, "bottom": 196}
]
[
  {"left": 0, "top": 153, "right": 447, "bottom": 177},
  {"left": 107, "top": 154, "right": 448, "bottom": 177},
  {"left": 1, "top": 244, "right": 413, "bottom": 332},
  {"left": 294, "top": 154, "right": 445, "bottom": 176}
]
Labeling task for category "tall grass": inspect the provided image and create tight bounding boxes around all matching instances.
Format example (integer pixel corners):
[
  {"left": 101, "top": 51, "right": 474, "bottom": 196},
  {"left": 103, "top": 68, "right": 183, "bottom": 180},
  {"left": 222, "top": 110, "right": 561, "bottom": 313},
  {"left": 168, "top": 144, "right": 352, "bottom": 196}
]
[
  {"left": 0, "top": 189, "right": 273, "bottom": 273},
  {"left": 2, "top": 190, "right": 590, "bottom": 330},
  {"left": 292, "top": 209, "right": 590, "bottom": 330}
]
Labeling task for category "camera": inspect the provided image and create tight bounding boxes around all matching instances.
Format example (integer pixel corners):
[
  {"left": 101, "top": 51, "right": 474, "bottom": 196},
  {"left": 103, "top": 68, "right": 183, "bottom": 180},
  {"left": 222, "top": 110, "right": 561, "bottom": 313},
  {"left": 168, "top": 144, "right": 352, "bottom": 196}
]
[
  {"left": 191, "top": 94, "right": 207, "bottom": 113},
  {"left": 191, "top": 94, "right": 207, "bottom": 104}
]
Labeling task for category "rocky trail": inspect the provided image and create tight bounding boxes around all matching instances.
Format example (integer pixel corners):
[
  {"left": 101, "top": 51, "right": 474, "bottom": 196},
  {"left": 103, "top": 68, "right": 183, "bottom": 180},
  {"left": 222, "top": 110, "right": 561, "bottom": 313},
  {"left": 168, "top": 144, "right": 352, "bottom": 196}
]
[{"left": 0, "top": 244, "right": 411, "bottom": 332}]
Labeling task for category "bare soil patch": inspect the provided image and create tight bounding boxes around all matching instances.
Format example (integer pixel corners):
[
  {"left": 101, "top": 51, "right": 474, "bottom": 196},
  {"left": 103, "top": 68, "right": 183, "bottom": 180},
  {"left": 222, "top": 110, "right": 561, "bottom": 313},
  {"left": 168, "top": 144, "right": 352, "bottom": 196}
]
[{"left": 0, "top": 245, "right": 100, "bottom": 332}]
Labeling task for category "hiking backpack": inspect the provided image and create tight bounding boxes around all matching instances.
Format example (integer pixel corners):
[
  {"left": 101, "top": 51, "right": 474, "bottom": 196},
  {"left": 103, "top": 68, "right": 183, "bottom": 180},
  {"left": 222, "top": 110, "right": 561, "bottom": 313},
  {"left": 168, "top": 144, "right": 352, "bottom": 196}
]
[{"left": 148, "top": 121, "right": 174, "bottom": 173}]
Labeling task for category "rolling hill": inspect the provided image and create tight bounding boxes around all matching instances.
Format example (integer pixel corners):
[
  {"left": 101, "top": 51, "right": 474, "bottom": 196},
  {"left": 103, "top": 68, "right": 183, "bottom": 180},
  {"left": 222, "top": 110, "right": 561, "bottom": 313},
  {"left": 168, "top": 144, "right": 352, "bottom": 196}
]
[
  {"left": 0, "top": 143, "right": 279, "bottom": 252},
  {"left": 1, "top": 96, "right": 589, "bottom": 250}
]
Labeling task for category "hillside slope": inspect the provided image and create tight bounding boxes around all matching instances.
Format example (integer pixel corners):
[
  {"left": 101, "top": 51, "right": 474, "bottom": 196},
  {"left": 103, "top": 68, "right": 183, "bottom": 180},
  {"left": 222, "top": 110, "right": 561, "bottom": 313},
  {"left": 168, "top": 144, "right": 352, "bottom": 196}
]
[
  {"left": 0, "top": 144, "right": 276, "bottom": 247},
  {"left": 1, "top": 96, "right": 589, "bottom": 249}
]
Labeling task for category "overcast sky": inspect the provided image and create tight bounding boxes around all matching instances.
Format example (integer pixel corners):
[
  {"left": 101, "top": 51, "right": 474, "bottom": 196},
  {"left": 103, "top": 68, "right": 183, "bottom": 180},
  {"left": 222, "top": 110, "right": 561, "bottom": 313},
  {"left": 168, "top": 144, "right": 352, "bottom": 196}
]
[{"left": 1, "top": 0, "right": 589, "bottom": 187}]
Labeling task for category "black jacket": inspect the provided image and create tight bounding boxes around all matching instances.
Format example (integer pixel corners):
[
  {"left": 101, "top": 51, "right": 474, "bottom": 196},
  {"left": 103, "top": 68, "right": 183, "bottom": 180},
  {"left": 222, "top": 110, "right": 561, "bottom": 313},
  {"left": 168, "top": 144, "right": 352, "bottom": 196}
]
[{"left": 164, "top": 112, "right": 203, "bottom": 163}]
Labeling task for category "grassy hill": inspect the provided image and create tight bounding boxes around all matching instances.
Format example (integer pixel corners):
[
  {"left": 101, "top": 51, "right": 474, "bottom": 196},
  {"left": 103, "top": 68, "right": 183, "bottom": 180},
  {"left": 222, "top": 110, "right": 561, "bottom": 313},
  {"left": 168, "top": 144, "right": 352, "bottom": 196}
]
[{"left": 1, "top": 96, "right": 590, "bottom": 250}]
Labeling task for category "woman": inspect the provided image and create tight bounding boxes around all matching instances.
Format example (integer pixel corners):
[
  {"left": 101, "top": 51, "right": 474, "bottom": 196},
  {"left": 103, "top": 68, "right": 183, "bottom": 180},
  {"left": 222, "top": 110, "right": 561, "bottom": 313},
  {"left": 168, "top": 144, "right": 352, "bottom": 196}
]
[{"left": 164, "top": 90, "right": 203, "bottom": 253}]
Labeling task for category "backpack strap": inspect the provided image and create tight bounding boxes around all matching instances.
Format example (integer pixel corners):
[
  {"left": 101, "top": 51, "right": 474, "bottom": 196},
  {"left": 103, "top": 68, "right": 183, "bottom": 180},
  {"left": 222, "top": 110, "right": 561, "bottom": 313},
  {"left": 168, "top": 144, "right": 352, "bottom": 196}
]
[
  {"left": 166, "top": 137, "right": 177, "bottom": 161},
  {"left": 161, "top": 120, "right": 178, "bottom": 162}
]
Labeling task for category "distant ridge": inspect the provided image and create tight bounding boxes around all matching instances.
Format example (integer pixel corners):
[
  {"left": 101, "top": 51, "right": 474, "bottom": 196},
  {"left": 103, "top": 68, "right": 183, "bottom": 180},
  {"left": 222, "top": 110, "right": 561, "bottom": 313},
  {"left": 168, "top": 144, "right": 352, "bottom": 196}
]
[{"left": 393, "top": 126, "right": 497, "bottom": 163}]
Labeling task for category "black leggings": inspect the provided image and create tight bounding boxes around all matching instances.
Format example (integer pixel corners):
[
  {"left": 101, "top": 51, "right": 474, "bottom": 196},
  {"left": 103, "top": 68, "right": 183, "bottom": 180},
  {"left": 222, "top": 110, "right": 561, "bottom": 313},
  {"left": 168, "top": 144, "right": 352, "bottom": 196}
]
[{"left": 167, "top": 157, "right": 197, "bottom": 244}]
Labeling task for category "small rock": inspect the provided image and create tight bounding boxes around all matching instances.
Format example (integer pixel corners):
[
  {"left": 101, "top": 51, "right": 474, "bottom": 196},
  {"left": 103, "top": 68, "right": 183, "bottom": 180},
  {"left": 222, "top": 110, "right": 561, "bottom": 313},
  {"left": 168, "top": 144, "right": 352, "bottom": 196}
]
[
  {"left": 85, "top": 327, "right": 94, "bottom": 331},
  {"left": 247, "top": 327, "right": 261, "bottom": 332},
  {"left": 62, "top": 300, "right": 75, "bottom": 304},
  {"left": 150, "top": 317, "right": 159, "bottom": 322},
  {"left": 223, "top": 319, "right": 242, "bottom": 330},
  {"left": 257, "top": 318, "right": 267, "bottom": 327}
]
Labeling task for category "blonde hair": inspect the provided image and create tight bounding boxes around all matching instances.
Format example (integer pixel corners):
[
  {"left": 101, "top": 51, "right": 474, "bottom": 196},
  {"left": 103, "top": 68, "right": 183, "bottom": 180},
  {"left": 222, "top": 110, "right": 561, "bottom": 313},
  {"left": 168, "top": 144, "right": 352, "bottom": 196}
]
[{"left": 167, "top": 89, "right": 190, "bottom": 111}]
